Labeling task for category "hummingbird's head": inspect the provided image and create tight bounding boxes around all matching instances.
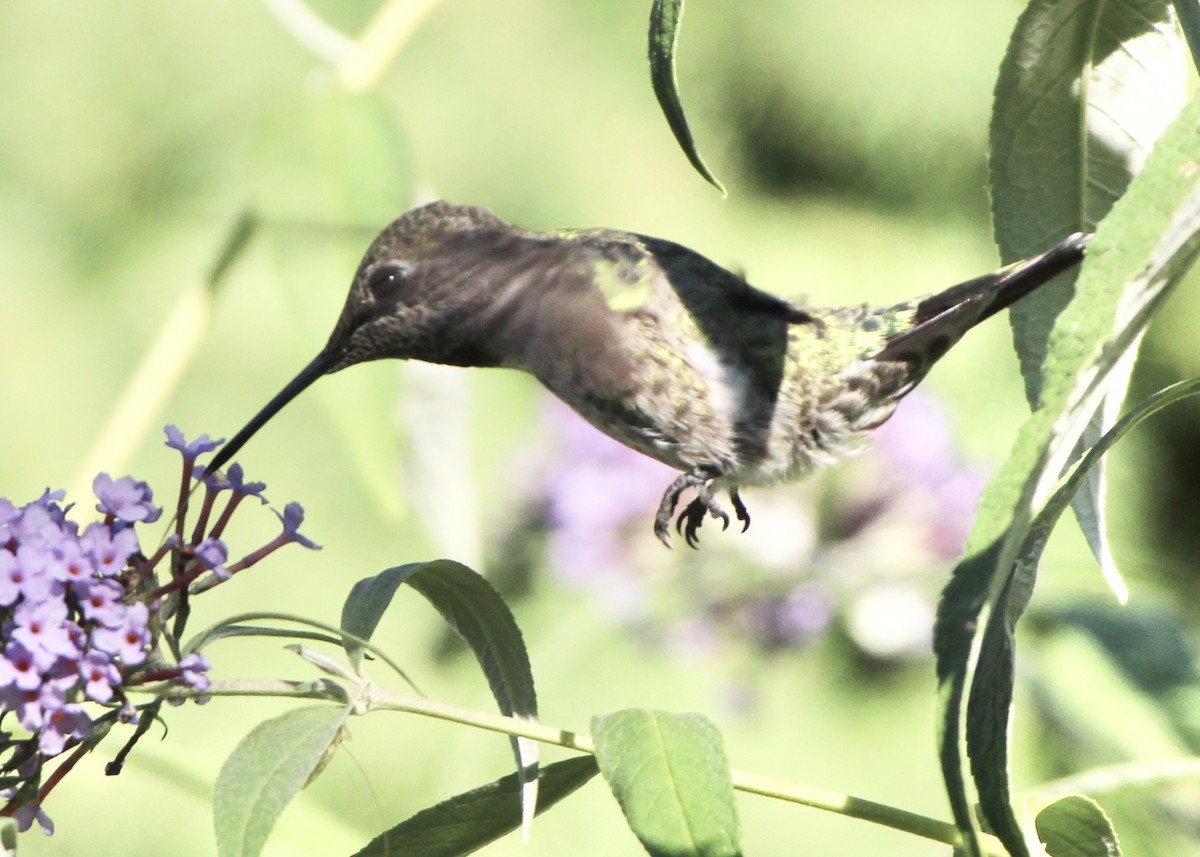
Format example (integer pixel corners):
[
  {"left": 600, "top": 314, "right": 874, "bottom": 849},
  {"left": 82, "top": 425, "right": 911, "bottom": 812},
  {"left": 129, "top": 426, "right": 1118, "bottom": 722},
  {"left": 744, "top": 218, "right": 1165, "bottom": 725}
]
[
  {"left": 204, "top": 201, "right": 507, "bottom": 476},
  {"left": 322, "top": 201, "right": 513, "bottom": 373}
]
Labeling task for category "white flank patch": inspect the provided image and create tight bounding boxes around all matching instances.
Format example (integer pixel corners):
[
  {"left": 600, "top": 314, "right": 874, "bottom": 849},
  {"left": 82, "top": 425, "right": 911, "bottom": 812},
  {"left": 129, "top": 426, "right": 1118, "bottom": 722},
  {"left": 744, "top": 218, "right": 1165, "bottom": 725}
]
[{"left": 686, "top": 341, "right": 747, "bottom": 425}]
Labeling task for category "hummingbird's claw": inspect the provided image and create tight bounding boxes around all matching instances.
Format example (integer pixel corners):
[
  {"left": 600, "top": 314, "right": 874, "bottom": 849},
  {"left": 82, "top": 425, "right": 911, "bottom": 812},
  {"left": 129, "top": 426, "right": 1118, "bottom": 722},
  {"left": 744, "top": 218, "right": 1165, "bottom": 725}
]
[
  {"left": 654, "top": 470, "right": 745, "bottom": 548},
  {"left": 729, "top": 487, "right": 751, "bottom": 533}
]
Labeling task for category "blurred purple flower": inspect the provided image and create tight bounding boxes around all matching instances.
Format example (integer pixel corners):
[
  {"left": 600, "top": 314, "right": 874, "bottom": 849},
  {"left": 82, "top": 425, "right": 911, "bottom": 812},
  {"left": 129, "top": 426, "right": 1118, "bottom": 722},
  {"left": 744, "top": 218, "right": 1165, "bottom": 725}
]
[
  {"left": 873, "top": 392, "right": 958, "bottom": 488},
  {"left": 78, "top": 651, "right": 120, "bottom": 703},
  {"left": 90, "top": 602, "right": 149, "bottom": 666},
  {"left": 192, "top": 538, "right": 230, "bottom": 580},
  {"left": 12, "top": 799, "right": 54, "bottom": 835},
  {"left": 539, "top": 400, "right": 672, "bottom": 588},
  {"left": 178, "top": 652, "right": 211, "bottom": 693},
  {"left": 80, "top": 523, "right": 139, "bottom": 577},
  {"left": 92, "top": 474, "right": 161, "bottom": 525}
]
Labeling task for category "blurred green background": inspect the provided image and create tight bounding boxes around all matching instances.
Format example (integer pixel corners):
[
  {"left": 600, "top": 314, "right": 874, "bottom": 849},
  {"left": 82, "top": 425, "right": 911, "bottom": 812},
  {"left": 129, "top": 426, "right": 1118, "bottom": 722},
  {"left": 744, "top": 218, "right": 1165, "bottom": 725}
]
[{"left": 3, "top": 1, "right": 1200, "bottom": 854}]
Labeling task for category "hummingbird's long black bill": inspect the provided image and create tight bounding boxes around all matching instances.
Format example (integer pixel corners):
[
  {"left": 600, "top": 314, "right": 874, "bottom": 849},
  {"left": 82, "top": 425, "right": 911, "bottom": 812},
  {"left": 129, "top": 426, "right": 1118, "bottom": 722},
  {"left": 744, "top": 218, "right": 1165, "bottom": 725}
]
[{"left": 203, "top": 348, "right": 338, "bottom": 478}]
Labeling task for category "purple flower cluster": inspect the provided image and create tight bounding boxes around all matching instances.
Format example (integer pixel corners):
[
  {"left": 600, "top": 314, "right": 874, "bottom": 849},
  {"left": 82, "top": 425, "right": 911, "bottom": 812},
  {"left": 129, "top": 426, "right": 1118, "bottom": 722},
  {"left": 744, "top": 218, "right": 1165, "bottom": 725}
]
[
  {"left": 0, "top": 426, "right": 319, "bottom": 834},
  {"left": 0, "top": 485, "right": 155, "bottom": 758}
]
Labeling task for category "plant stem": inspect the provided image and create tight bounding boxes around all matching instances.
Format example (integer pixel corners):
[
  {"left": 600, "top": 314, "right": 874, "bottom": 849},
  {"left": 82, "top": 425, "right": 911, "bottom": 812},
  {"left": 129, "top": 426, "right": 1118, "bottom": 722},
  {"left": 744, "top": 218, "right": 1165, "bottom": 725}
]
[{"left": 190, "top": 677, "right": 1006, "bottom": 853}]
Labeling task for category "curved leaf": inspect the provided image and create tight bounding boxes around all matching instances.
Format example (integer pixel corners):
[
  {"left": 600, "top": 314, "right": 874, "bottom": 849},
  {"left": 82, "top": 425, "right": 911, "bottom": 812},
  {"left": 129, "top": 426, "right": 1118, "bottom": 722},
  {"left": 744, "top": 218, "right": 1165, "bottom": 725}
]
[
  {"left": 648, "top": 0, "right": 725, "bottom": 195},
  {"left": 991, "top": 0, "right": 1187, "bottom": 614},
  {"left": 214, "top": 704, "right": 350, "bottom": 857},
  {"left": 350, "top": 756, "right": 599, "bottom": 857},
  {"left": 341, "top": 560, "right": 539, "bottom": 838},
  {"left": 592, "top": 709, "right": 740, "bottom": 857},
  {"left": 341, "top": 562, "right": 420, "bottom": 669},
  {"left": 938, "top": 88, "right": 1200, "bottom": 857},
  {"left": 1023, "top": 376, "right": 1200, "bottom": 589}
]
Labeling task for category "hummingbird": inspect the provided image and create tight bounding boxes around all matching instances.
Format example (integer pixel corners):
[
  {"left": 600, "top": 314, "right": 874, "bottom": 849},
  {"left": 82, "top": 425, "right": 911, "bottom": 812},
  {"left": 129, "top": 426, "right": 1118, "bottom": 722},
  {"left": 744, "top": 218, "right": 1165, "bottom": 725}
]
[{"left": 203, "top": 201, "right": 1089, "bottom": 547}]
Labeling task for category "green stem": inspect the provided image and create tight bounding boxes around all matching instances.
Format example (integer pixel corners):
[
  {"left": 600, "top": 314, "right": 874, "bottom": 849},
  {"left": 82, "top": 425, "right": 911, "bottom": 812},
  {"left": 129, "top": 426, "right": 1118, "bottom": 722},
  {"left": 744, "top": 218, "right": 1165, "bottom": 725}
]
[
  {"left": 183, "top": 677, "right": 1006, "bottom": 854},
  {"left": 183, "top": 611, "right": 417, "bottom": 690},
  {"left": 337, "top": 0, "right": 444, "bottom": 91}
]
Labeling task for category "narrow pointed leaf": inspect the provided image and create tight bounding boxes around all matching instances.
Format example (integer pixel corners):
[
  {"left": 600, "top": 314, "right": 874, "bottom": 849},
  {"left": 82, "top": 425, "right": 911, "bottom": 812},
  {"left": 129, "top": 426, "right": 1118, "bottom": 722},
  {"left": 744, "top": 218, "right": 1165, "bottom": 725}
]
[
  {"left": 341, "top": 562, "right": 420, "bottom": 669},
  {"left": 937, "top": 89, "right": 1200, "bottom": 857},
  {"left": 350, "top": 756, "right": 599, "bottom": 857},
  {"left": 341, "top": 560, "right": 539, "bottom": 838},
  {"left": 991, "top": 0, "right": 1187, "bottom": 600},
  {"left": 214, "top": 705, "right": 351, "bottom": 857},
  {"left": 1023, "top": 376, "right": 1200, "bottom": 586},
  {"left": 1034, "top": 794, "right": 1121, "bottom": 857},
  {"left": 648, "top": 0, "right": 725, "bottom": 195},
  {"left": 591, "top": 710, "right": 740, "bottom": 857}
]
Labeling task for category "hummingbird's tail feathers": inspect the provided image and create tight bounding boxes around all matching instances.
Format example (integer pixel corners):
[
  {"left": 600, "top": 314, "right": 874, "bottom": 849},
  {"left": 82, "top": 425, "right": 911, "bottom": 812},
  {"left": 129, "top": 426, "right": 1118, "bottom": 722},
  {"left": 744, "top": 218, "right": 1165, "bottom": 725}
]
[{"left": 873, "top": 232, "right": 1091, "bottom": 367}]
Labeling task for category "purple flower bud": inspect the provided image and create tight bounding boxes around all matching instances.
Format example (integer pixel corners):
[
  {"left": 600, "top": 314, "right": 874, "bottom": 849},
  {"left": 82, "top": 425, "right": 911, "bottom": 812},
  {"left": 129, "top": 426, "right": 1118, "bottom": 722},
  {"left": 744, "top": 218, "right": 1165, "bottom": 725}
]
[
  {"left": 276, "top": 503, "right": 320, "bottom": 550},
  {"left": 13, "top": 800, "right": 54, "bottom": 835},
  {"left": 178, "top": 652, "right": 211, "bottom": 693},
  {"left": 164, "top": 425, "right": 223, "bottom": 461},
  {"left": 193, "top": 539, "right": 229, "bottom": 580},
  {"left": 224, "top": 464, "right": 267, "bottom": 503}
]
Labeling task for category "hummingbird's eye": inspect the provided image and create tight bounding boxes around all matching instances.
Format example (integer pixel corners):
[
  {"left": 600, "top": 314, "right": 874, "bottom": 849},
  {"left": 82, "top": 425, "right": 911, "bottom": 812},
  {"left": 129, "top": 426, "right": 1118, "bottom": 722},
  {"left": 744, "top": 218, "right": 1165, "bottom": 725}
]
[{"left": 366, "top": 262, "right": 413, "bottom": 303}]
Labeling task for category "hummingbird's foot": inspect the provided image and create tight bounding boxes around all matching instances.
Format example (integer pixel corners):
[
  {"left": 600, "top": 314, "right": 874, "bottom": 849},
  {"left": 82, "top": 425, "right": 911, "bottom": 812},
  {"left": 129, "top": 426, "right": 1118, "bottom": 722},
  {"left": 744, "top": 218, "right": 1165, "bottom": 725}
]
[
  {"left": 676, "top": 491, "right": 730, "bottom": 549},
  {"left": 653, "top": 470, "right": 747, "bottom": 548},
  {"left": 654, "top": 469, "right": 726, "bottom": 548}
]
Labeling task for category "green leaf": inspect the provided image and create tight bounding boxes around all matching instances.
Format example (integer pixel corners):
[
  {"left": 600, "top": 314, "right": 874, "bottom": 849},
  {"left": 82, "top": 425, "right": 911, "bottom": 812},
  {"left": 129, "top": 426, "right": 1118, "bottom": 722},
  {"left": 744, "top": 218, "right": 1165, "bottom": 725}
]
[
  {"left": 1173, "top": 0, "right": 1200, "bottom": 74},
  {"left": 1033, "top": 795, "right": 1121, "bottom": 857},
  {"left": 340, "top": 562, "right": 417, "bottom": 670},
  {"left": 990, "top": 0, "right": 1187, "bottom": 601},
  {"left": 647, "top": 0, "right": 725, "bottom": 195},
  {"left": 1022, "top": 376, "right": 1200, "bottom": 591},
  {"left": 204, "top": 209, "right": 259, "bottom": 296},
  {"left": 214, "top": 705, "right": 350, "bottom": 857},
  {"left": 591, "top": 710, "right": 740, "bottom": 857},
  {"left": 349, "top": 756, "right": 599, "bottom": 857},
  {"left": 342, "top": 560, "right": 536, "bottom": 719},
  {"left": 341, "top": 560, "right": 539, "bottom": 837},
  {"left": 937, "top": 89, "right": 1200, "bottom": 857}
]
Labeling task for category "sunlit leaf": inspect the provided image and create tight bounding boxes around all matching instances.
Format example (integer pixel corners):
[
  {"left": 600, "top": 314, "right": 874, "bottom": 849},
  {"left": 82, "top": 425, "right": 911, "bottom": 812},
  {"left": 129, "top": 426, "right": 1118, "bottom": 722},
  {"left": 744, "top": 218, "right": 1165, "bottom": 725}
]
[
  {"left": 592, "top": 710, "right": 740, "bottom": 857},
  {"left": 214, "top": 705, "right": 350, "bottom": 857},
  {"left": 1033, "top": 794, "right": 1121, "bottom": 857},
  {"left": 990, "top": 0, "right": 1187, "bottom": 602},
  {"left": 647, "top": 0, "right": 725, "bottom": 195},
  {"left": 350, "top": 756, "right": 599, "bottom": 857},
  {"left": 938, "top": 88, "right": 1200, "bottom": 857}
]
